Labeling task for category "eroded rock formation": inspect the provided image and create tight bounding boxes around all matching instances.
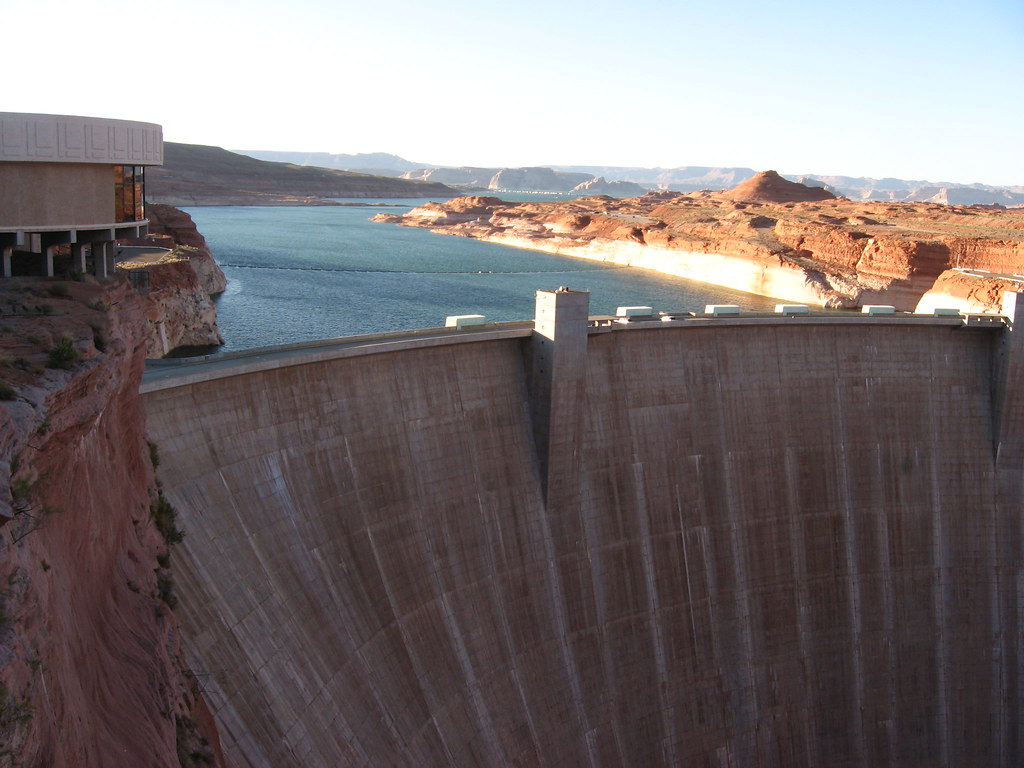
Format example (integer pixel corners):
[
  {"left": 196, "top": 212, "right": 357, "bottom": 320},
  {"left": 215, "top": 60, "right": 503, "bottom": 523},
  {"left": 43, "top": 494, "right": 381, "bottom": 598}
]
[
  {"left": 122, "top": 204, "right": 227, "bottom": 357},
  {"left": 376, "top": 176, "right": 1024, "bottom": 311},
  {"left": 723, "top": 169, "right": 837, "bottom": 203},
  {"left": 145, "top": 204, "right": 228, "bottom": 298}
]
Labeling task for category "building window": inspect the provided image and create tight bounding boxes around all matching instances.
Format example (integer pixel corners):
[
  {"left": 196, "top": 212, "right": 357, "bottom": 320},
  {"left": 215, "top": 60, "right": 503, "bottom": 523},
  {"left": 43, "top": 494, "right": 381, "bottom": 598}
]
[{"left": 114, "top": 165, "right": 145, "bottom": 222}]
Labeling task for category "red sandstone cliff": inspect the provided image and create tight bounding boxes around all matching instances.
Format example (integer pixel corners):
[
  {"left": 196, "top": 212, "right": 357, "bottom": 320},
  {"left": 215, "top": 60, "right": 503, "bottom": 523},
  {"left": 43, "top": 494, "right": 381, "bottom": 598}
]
[
  {"left": 0, "top": 279, "right": 224, "bottom": 767},
  {"left": 145, "top": 204, "right": 228, "bottom": 299},
  {"left": 376, "top": 175, "right": 1024, "bottom": 312},
  {"left": 122, "top": 205, "right": 227, "bottom": 357}
]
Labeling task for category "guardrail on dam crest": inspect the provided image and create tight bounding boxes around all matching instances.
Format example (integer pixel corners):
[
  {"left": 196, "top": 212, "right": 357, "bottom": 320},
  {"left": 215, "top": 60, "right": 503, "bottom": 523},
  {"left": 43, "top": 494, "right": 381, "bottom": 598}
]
[{"left": 141, "top": 292, "right": 1024, "bottom": 767}]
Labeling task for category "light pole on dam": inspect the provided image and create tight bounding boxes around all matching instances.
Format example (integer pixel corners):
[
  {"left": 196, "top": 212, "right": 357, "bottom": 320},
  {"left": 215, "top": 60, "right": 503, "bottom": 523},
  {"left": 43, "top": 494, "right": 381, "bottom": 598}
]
[{"left": 142, "top": 292, "right": 1024, "bottom": 767}]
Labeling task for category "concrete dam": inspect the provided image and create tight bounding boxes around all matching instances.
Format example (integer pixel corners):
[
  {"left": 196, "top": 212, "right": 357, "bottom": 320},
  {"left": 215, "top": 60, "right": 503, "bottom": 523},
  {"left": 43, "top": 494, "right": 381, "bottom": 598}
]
[{"left": 140, "top": 290, "right": 1024, "bottom": 767}]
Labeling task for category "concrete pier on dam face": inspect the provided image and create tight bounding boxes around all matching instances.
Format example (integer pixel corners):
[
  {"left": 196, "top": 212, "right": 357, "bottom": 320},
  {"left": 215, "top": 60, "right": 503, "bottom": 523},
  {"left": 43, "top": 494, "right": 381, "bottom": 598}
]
[{"left": 141, "top": 297, "right": 1024, "bottom": 767}]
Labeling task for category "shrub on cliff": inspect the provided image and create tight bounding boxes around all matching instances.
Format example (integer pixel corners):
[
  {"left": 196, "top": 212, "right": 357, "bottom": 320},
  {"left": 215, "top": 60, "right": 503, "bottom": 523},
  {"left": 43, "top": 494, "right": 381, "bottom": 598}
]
[
  {"left": 46, "top": 336, "right": 79, "bottom": 370},
  {"left": 151, "top": 494, "right": 184, "bottom": 546}
]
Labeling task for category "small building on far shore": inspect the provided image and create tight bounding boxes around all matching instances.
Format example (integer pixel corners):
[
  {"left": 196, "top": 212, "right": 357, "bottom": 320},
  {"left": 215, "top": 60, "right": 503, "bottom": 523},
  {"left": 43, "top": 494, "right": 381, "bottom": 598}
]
[{"left": 0, "top": 112, "right": 163, "bottom": 278}]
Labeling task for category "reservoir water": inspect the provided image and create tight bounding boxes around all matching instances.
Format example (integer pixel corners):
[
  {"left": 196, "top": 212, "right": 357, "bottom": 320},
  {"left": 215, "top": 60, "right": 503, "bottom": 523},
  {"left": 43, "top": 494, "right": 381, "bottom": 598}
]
[{"left": 184, "top": 200, "right": 781, "bottom": 352}]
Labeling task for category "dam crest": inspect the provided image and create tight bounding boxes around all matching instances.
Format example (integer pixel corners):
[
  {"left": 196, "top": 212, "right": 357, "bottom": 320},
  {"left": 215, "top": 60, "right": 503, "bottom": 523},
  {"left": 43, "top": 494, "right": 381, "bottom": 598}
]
[{"left": 142, "top": 292, "right": 1024, "bottom": 767}]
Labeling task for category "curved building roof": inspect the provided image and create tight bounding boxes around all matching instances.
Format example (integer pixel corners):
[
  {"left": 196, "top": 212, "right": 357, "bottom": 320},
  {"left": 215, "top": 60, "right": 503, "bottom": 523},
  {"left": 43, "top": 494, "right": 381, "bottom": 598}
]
[{"left": 0, "top": 112, "right": 162, "bottom": 166}]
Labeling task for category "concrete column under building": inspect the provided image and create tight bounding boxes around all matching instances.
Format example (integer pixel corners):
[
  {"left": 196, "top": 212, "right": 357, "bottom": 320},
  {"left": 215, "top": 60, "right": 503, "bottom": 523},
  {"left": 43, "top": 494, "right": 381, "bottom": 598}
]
[
  {"left": 529, "top": 287, "right": 590, "bottom": 503},
  {"left": 94, "top": 241, "right": 110, "bottom": 280},
  {"left": 44, "top": 244, "right": 57, "bottom": 277},
  {"left": 105, "top": 242, "right": 117, "bottom": 278},
  {"left": 0, "top": 233, "right": 20, "bottom": 278},
  {"left": 71, "top": 242, "right": 87, "bottom": 275}
]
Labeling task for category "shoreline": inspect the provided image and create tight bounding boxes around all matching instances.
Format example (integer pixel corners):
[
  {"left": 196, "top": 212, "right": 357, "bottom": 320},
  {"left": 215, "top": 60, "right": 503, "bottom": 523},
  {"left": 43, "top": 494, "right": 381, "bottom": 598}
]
[
  {"left": 374, "top": 192, "right": 1024, "bottom": 315},
  {"left": 463, "top": 230, "right": 843, "bottom": 307}
]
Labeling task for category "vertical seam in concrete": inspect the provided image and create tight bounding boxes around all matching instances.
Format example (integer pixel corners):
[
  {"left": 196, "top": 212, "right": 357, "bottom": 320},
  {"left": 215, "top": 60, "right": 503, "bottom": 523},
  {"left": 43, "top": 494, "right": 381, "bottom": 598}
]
[
  {"left": 928, "top": 368, "right": 952, "bottom": 767},
  {"left": 874, "top": 445, "right": 899, "bottom": 768},
  {"left": 783, "top": 447, "right": 819, "bottom": 767},
  {"left": 835, "top": 375, "right": 867, "bottom": 765},
  {"left": 711, "top": 336, "right": 757, "bottom": 762},
  {"left": 325, "top": 434, "right": 403, "bottom": 765},
  {"left": 694, "top": 454, "right": 727, "bottom": 746},
  {"left": 632, "top": 461, "right": 679, "bottom": 766},
  {"left": 990, "top": 476, "right": 1007, "bottom": 764},
  {"left": 434, "top": 590, "right": 506, "bottom": 762},
  {"left": 721, "top": 447, "right": 757, "bottom": 763},
  {"left": 421, "top": 455, "right": 507, "bottom": 763},
  {"left": 677, "top": 487, "right": 701, "bottom": 669},
  {"left": 477, "top": 494, "right": 545, "bottom": 762},
  {"left": 338, "top": 429, "right": 413, "bottom": 762},
  {"left": 362, "top": 526, "right": 457, "bottom": 765},
  {"left": 580, "top": 466, "right": 627, "bottom": 763},
  {"left": 536, "top": 496, "right": 600, "bottom": 768},
  {"left": 1016, "top": 570, "right": 1024, "bottom": 761}
]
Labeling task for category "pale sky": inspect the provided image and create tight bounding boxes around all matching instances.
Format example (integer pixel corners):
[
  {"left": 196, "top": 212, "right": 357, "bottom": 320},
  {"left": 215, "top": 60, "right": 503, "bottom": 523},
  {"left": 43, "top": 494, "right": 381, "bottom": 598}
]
[{"left": 4, "top": 0, "right": 1022, "bottom": 186}]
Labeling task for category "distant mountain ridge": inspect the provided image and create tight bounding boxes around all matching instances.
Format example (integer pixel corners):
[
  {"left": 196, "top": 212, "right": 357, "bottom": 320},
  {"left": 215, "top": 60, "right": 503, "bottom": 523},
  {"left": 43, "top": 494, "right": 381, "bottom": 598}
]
[
  {"left": 230, "top": 149, "right": 1024, "bottom": 206},
  {"left": 552, "top": 165, "right": 758, "bottom": 190},
  {"left": 234, "top": 150, "right": 421, "bottom": 177},
  {"left": 149, "top": 144, "right": 455, "bottom": 205}
]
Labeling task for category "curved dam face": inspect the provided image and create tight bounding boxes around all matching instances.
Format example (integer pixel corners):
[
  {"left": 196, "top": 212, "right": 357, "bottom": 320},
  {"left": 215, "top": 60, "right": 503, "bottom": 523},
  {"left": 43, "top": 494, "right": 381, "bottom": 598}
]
[{"left": 141, "top": 296, "right": 1023, "bottom": 767}]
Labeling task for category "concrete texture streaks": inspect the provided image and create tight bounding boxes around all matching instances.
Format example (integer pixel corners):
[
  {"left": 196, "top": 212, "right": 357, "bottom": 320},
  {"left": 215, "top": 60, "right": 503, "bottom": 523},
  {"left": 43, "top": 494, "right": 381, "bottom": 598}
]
[{"left": 142, "top": 308, "right": 1020, "bottom": 767}]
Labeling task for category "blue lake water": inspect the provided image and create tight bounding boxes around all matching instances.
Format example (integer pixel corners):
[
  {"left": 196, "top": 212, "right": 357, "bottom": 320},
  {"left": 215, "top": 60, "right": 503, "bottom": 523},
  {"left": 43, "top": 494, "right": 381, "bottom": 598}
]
[{"left": 184, "top": 200, "right": 781, "bottom": 352}]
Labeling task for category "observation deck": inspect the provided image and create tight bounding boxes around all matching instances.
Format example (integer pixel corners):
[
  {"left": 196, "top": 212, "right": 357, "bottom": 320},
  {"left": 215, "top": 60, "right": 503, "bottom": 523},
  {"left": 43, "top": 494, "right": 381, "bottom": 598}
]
[{"left": 0, "top": 112, "right": 163, "bottom": 278}]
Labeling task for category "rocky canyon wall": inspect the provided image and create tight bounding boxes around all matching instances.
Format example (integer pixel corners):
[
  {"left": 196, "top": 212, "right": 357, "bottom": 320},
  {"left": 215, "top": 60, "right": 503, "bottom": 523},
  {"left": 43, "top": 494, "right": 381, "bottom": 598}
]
[
  {"left": 142, "top": 312, "right": 1023, "bottom": 767},
  {"left": 0, "top": 281, "right": 223, "bottom": 766}
]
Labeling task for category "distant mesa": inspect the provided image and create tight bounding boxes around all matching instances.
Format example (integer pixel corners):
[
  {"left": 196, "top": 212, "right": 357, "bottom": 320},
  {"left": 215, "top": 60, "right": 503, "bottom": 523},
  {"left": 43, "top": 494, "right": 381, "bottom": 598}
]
[
  {"left": 489, "top": 167, "right": 593, "bottom": 193},
  {"left": 724, "top": 170, "right": 837, "bottom": 204},
  {"left": 570, "top": 176, "right": 648, "bottom": 196},
  {"left": 402, "top": 166, "right": 597, "bottom": 194}
]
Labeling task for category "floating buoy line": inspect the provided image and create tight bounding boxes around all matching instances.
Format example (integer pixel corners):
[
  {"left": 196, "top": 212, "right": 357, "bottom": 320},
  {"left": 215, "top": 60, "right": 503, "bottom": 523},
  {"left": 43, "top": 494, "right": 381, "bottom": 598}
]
[{"left": 216, "top": 262, "right": 630, "bottom": 275}]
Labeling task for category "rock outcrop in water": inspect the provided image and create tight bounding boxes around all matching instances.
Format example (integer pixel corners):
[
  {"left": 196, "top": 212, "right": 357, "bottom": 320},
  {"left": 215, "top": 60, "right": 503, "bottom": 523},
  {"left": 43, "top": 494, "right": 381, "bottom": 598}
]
[{"left": 375, "top": 177, "right": 1024, "bottom": 311}]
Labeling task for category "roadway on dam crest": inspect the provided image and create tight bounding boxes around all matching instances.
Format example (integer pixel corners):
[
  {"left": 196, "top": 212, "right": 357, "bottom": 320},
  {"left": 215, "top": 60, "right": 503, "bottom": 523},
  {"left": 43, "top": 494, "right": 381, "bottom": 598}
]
[
  {"left": 141, "top": 322, "right": 534, "bottom": 391},
  {"left": 141, "top": 299, "right": 1024, "bottom": 768},
  {"left": 141, "top": 311, "right": 994, "bottom": 390}
]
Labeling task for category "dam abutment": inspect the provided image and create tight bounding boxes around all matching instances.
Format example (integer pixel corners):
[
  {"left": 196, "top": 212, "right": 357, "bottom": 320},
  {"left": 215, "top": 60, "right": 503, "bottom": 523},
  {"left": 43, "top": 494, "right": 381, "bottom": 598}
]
[{"left": 142, "top": 298, "right": 1024, "bottom": 766}]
